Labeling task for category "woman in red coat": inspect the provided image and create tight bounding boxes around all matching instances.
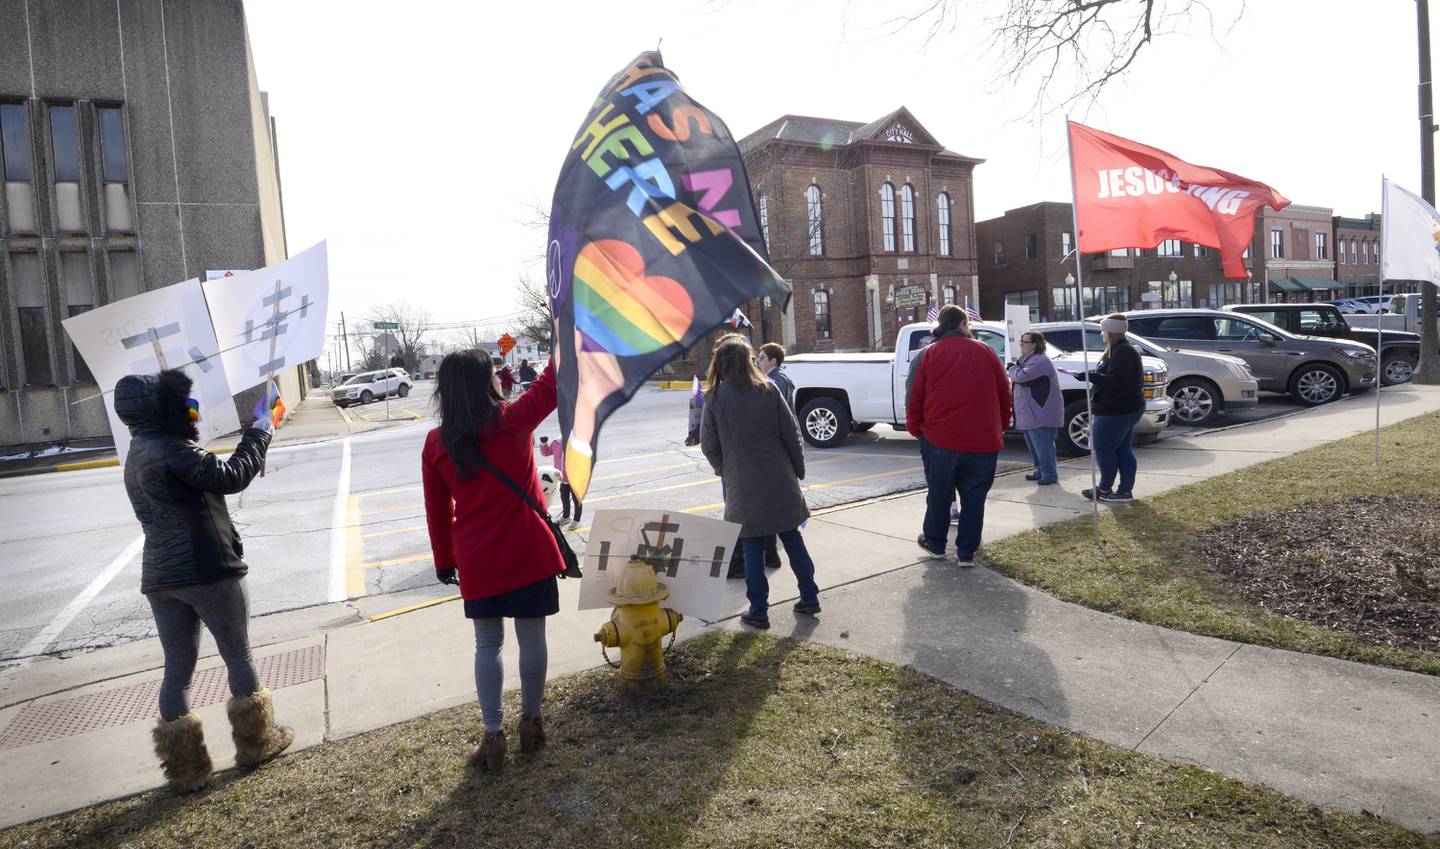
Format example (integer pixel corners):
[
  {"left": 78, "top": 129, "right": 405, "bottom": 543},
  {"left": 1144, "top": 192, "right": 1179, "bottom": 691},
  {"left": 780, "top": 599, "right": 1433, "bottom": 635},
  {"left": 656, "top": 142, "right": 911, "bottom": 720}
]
[{"left": 422, "top": 352, "right": 562, "bottom": 771}]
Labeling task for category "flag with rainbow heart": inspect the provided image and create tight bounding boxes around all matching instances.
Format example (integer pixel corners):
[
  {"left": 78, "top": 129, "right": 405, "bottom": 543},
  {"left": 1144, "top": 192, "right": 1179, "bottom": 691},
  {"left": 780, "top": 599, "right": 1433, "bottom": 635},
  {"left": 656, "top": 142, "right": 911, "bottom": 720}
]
[{"left": 546, "top": 51, "right": 790, "bottom": 502}]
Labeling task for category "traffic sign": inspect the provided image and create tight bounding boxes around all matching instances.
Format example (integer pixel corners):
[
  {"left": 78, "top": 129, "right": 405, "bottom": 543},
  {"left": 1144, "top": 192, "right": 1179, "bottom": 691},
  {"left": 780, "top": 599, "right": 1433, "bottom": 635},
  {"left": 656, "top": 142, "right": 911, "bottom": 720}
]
[
  {"left": 373, "top": 321, "right": 399, "bottom": 330},
  {"left": 498, "top": 333, "right": 517, "bottom": 355}
]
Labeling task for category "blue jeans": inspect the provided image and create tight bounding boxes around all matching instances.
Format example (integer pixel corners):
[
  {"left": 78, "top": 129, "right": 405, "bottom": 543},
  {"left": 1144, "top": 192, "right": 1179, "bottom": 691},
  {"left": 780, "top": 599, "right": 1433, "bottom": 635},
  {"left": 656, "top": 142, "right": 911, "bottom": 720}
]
[
  {"left": 920, "top": 438, "right": 998, "bottom": 559},
  {"left": 741, "top": 529, "right": 819, "bottom": 621},
  {"left": 1091, "top": 410, "right": 1144, "bottom": 494},
  {"left": 1022, "top": 427, "right": 1059, "bottom": 484}
]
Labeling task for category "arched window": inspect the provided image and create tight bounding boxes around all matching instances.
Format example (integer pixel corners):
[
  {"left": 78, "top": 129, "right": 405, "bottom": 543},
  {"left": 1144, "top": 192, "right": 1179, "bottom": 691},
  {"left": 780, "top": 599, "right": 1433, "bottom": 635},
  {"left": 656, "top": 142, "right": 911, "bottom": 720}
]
[
  {"left": 758, "top": 193, "right": 769, "bottom": 252},
  {"left": 900, "top": 184, "right": 916, "bottom": 252},
  {"left": 813, "top": 290, "right": 832, "bottom": 340},
  {"left": 805, "top": 185, "right": 823, "bottom": 256},
  {"left": 937, "top": 193, "right": 952, "bottom": 256},
  {"left": 880, "top": 183, "right": 896, "bottom": 252},
  {"left": 943, "top": 285, "right": 956, "bottom": 305}
]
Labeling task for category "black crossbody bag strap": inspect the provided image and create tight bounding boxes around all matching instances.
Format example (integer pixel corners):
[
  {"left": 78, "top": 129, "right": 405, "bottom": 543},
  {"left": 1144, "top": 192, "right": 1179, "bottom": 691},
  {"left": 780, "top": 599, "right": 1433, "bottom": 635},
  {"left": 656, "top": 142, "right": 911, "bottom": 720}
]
[{"left": 472, "top": 452, "right": 583, "bottom": 578}]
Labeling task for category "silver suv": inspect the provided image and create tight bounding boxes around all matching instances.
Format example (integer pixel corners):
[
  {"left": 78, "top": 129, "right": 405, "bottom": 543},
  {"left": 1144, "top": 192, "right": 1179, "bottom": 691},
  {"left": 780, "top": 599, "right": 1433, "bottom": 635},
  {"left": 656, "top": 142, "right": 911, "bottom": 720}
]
[
  {"left": 331, "top": 368, "right": 412, "bottom": 407},
  {"left": 1121, "top": 310, "right": 1376, "bottom": 406}
]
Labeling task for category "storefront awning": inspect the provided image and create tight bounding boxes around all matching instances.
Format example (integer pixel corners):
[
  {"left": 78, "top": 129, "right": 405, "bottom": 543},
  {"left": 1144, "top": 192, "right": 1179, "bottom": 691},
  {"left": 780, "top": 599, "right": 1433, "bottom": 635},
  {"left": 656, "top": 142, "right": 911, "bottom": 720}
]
[
  {"left": 1291, "top": 276, "right": 1339, "bottom": 291},
  {"left": 1268, "top": 278, "right": 1304, "bottom": 292}
]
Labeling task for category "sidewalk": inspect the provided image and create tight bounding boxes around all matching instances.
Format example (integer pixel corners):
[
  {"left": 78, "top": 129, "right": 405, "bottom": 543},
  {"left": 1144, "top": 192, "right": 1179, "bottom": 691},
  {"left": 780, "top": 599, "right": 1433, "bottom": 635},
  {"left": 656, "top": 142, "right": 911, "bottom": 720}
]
[
  {"left": 0, "top": 387, "right": 397, "bottom": 478},
  {"left": 2, "top": 386, "right": 1438, "bottom": 833}
]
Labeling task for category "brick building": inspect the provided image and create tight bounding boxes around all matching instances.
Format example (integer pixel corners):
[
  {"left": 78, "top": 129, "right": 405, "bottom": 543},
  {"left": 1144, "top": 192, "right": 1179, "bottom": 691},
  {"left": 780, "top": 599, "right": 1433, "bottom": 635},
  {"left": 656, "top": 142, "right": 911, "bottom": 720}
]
[
  {"left": 1253, "top": 204, "right": 1339, "bottom": 303},
  {"left": 735, "top": 108, "right": 983, "bottom": 353},
  {"left": 1333, "top": 213, "right": 1383, "bottom": 297},
  {"left": 0, "top": 0, "right": 297, "bottom": 451},
  {"left": 976, "top": 201, "right": 1252, "bottom": 322}
]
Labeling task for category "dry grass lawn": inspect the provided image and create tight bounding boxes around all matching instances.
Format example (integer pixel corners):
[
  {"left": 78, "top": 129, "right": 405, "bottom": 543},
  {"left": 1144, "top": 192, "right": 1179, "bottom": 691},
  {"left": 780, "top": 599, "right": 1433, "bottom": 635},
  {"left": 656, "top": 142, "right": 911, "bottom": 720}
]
[{"left": 1, "top": 632, "right": 1433, "bottom": 849}]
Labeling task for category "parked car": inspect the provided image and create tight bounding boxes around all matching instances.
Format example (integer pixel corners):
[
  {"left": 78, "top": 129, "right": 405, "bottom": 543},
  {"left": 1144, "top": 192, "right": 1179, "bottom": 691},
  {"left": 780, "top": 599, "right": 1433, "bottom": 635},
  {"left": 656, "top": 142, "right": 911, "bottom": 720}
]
[
  {"left": 1330, "top": 295, "right": 1407, "bottom": 315},
  {"left": 1034, "top": 321, "right": 1259, "bottom": 427},
  {"left": 1346, "top": 293, "right": 1437, "bottom": 336},
  {"left": 1120, "top": 309, "right": 1376, "bottom": 407},
  {"left": 785, "top": 321, "right": 1171, "bottom": 455},
  {"left": 331, "top": 368, "right": 413, "bottom": 407},
  {"left": 1224, "top": 303, "right": 1419, "bottom": 385}
]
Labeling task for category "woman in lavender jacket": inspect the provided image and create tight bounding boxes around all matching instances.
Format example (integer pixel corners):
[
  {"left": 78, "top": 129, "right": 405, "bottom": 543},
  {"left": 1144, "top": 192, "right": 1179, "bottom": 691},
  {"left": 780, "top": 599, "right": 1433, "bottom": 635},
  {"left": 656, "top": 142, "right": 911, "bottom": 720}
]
[{"left": 1007, "top": 331, "right": 1064, "bottom": 485}]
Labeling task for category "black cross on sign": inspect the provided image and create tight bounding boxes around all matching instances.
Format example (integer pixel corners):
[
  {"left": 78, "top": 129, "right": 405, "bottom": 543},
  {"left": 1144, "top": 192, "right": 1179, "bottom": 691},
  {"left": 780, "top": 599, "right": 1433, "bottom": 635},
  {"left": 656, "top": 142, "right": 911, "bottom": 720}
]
[{"left": 636, "top": 514, "right": 686, "bottom": 578}]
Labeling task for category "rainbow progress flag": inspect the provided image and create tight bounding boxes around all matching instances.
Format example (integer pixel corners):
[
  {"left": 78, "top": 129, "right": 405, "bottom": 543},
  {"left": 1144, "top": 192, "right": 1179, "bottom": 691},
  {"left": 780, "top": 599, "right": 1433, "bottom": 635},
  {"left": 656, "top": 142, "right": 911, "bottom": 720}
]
[
  {"left": 250, "top": 379, "right": 285, "bottom": 429},
  {"left": 547, "top": 51, "right": 790, "bottom": 501}
]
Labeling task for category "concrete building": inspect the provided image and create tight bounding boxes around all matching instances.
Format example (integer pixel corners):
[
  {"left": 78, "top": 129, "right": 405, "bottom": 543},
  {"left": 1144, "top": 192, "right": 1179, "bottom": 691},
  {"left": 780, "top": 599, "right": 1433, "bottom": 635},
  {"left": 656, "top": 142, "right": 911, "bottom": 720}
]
[
  {"left": 976, "top": 201, "right": 1255, "bottom": 322},
  {"left": 735, "top": 108, "right": 983, "bottom": 353},
  {"left": 1333, "top": 213, "right": 1383, "bottom": 297},
  {"left": 0, "top": 0, "right": 299, "bottom": 450}
]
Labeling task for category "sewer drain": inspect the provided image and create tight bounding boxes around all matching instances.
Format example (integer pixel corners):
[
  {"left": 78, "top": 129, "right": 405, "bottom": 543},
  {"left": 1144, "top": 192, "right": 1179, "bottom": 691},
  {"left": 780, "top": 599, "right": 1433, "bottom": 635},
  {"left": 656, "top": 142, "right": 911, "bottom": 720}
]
[{"left": 0, "top": 643, "right": 325, "bottom": 750}]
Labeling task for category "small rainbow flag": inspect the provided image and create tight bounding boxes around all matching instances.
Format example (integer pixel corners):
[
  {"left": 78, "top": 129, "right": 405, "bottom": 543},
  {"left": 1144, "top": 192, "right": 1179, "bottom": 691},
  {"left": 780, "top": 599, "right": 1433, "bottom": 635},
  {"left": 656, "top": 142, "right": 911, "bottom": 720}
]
[{"left": 251, "top": 380, "right": 285, "bottom": 429}]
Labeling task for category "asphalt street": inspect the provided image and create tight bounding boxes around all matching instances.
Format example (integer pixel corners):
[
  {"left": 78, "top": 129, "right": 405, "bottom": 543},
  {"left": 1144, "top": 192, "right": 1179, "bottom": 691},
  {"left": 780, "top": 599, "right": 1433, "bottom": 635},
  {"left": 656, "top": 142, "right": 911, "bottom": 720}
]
[{"left": 0, "top": 380, "right": 1320, "bottom": 664}]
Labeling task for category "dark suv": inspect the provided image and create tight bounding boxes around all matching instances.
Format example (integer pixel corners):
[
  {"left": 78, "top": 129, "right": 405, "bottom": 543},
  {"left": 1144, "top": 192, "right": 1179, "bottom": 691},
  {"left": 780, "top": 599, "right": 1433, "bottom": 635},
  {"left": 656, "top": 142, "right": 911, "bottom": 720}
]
[{"left": 1222, "top": 303, "right": 1419, "bottom": 385}]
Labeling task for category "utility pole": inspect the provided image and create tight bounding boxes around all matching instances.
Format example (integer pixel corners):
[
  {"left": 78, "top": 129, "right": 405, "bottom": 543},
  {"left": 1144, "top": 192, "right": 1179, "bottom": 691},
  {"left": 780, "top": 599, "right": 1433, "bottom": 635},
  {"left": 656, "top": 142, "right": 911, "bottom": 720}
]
[
  {"left": 1416, "top": 0, "right": 1440, "bottom": 383},
  {"left": 339, "top": 312, "right": 352, "bottom": 371}
]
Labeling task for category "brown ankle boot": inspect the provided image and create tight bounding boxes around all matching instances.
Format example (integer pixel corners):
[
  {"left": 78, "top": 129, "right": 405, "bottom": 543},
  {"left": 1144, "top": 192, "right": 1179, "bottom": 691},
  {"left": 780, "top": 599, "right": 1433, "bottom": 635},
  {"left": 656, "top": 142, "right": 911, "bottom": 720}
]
[
  {"left": 226, "top": 688, "right": 295, "bottom": 769},
  {"left": 471, "top": 730, "right": 506, "bottom": 772},
  {"left": 152, "top": 713, "right": 213, "bottom": 793},
  {"left": 518, "top": 714, "right": 546, "bottom": 753}
]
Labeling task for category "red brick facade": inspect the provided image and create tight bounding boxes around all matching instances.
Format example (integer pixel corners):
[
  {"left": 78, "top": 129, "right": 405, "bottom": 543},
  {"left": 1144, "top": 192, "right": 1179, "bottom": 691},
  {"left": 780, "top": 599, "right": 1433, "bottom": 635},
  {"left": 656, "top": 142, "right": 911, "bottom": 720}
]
[
  {"left": 734, "top": 109, "right": 983, "bottom": 353},
  {"left": 1333, "top": 214, "right": 1383, "bottom": 296}
]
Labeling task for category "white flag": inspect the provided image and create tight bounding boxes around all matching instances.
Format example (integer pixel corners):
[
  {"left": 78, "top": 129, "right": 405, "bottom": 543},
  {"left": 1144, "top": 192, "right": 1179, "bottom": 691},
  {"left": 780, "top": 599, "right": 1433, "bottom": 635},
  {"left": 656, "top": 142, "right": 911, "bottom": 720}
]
[{"left": 1382, "top": 178, "right": 1440, "bottom": 284}]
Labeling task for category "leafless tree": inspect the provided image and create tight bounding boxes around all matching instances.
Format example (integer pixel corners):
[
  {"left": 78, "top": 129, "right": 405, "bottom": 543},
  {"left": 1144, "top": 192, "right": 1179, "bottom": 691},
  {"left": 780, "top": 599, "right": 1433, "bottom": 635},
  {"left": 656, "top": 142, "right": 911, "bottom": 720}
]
[
  {"left": 364, "top": 302, "right": 433, "bottom": 370},
  {"left": 891, "top": 0, "right": 1244, "bottom": 116},
  {"left": 515, "top": 273, "right": 554, "bottom": 351}
]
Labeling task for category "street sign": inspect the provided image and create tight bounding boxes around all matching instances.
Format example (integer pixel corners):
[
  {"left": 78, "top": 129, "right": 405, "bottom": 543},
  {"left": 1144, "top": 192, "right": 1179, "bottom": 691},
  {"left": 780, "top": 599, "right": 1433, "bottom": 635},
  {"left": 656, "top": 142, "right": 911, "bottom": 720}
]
[
  {"left": 894, "top": 285, "right": 928, "bottom": 308},
  {"left": 373, "top": 321, "right": 399, "bottom": 330},
  {"left": 497, "top": 333, "right": 517, "bottom": 355}
]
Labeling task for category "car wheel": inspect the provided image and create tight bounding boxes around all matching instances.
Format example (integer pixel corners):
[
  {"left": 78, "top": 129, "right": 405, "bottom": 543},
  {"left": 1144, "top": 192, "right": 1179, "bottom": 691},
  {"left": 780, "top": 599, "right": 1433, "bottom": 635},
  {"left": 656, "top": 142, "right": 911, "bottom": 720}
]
[
  {"left": 1167, "top": 378, "right": 1221, "bottom": 427},
  {"left": 1288, "top": 364, "right": 1344, "bottom": 406},
  {"left": 1058, "top": 399, "right": 1091, "bottom": 456},
  {"left": 398, "top": 383, "right": 411, "bottom": 397},
  {"left": 851, "top": 422, "right": 875, "bottom": 433},
  {"left": 360, "top": 390, "right": 374, "bottom": 404},
  {"left": 799, "top": 397, "right": 850, "bottom": 448},
  {"left": 1382, "top": 354, "right": 1416, "bottom": 386}
]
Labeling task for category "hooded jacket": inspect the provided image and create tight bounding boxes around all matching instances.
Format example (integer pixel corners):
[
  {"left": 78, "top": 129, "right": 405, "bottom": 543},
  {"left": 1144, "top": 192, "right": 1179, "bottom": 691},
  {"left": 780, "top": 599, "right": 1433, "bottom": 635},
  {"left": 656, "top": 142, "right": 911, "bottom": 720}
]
[{"left": 116, "top": 371, "right": 270, "bottom": 593}]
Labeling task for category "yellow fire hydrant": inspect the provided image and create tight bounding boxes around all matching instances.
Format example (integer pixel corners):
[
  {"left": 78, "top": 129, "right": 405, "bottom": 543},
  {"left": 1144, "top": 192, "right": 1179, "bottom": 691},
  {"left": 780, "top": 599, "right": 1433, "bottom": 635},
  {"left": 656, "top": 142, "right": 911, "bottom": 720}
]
[{"left": 594, "top": 558, "right": 683, "bottom": 693}]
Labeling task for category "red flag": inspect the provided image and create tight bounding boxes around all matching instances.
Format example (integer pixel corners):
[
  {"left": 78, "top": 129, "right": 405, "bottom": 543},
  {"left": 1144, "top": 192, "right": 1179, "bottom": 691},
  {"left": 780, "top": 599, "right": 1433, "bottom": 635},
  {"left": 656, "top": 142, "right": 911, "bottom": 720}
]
[{"left": 1068, "top": 121, "right": 1289, "bottom": 279}]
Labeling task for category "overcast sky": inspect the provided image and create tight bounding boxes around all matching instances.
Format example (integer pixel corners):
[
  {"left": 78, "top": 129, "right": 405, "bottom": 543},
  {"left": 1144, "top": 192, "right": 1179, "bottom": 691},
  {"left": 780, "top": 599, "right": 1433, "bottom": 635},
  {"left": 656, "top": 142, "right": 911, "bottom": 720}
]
[{"left": 242, "top": 0, "right": 1424, "bottom": 352}]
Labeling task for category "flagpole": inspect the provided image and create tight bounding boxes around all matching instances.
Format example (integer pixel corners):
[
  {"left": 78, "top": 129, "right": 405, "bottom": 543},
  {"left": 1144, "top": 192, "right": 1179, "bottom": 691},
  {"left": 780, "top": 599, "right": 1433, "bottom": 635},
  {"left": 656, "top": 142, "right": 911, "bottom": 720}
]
[
  {"left": 1377, "top": 177, "right": 1389, "bottom": 465},
  {"left": 1065, "top": 119, "right": 1103, "bottom": 544}
]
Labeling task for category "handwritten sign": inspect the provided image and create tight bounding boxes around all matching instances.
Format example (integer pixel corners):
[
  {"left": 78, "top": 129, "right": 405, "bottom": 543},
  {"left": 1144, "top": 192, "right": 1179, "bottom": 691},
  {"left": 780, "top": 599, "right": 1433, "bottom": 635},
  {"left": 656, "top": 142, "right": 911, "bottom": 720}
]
[{"left": 578, "top": 508, "right": 741, "bottom": 622}]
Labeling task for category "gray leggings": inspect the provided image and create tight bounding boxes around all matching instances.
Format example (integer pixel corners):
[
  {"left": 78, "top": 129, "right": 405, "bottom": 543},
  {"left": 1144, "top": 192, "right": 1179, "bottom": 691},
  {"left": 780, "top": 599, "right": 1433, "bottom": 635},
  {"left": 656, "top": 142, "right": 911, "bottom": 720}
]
[
  {"left": 147, "top": 578, "right": 261, "bottom": 721},
  {"left": 473, "top": 617, "right": 547, "bottom": 733}
]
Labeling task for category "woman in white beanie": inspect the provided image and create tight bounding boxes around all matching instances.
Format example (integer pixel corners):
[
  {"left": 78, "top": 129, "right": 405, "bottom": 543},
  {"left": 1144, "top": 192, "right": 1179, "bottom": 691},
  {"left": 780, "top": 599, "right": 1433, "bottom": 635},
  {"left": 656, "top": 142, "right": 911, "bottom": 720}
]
[{"left": 1077, "top": 314, "right": 1145, "bottom": 502}]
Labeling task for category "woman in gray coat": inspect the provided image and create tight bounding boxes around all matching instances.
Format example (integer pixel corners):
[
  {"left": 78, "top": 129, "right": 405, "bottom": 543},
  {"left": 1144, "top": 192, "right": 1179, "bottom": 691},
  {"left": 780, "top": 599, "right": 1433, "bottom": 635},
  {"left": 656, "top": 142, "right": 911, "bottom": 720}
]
[
  {"left": 1006, "top": 331, "right": 1064, "bottom": 485},
  {"left": 701, "top": 336, "right": 820, "bottom": 629}
]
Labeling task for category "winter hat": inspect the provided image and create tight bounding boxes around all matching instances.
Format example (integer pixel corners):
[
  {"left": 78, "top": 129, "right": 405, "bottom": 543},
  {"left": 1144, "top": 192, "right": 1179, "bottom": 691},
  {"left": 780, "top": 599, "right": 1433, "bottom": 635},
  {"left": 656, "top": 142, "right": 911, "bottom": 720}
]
[{"left": 1099, "top": 316, "right": 1128, "bottom": 334}]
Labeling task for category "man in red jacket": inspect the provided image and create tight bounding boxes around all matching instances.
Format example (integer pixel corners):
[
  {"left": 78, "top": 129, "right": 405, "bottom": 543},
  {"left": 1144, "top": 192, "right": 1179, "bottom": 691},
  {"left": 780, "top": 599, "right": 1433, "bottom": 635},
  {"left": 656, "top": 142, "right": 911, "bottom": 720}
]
[{"left": 906, "top": 305, "right": 1013, "bottom": 567}]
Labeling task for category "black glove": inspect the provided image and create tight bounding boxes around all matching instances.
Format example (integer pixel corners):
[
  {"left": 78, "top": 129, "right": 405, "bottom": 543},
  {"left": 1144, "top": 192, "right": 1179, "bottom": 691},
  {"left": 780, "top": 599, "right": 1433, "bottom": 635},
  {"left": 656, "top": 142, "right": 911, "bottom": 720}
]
[
  {"left": 1074, "top": 371, "right": 1091, "bottom": 382},
  {"left": 436, "top": 566, "right": 459, "bottom": 586}
]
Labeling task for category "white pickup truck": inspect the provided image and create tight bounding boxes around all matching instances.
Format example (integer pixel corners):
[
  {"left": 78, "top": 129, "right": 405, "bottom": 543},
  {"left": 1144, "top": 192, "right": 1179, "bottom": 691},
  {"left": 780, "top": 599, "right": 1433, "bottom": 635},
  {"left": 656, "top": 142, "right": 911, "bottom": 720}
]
[
  {"left": 785, "top": 321, "right": 1173, "bottom": 455},
  {"left": 1346, "top": 293, "right": 1437, "bottom": 335}
]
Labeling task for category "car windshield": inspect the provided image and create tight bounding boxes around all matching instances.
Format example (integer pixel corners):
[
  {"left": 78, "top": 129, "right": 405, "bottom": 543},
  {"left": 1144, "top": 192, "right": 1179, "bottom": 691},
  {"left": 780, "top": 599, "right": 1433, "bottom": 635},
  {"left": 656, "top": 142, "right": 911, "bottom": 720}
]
[{"left": 343, "top": 373, "right": 373, "bottom": 386}]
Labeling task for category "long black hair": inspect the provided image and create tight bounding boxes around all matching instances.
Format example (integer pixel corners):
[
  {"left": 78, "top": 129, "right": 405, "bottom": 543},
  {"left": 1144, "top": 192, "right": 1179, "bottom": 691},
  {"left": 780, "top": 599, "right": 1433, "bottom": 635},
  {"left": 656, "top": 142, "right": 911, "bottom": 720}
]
[{"left": 433, "top": 351, "right": 504, "bottom": 481}]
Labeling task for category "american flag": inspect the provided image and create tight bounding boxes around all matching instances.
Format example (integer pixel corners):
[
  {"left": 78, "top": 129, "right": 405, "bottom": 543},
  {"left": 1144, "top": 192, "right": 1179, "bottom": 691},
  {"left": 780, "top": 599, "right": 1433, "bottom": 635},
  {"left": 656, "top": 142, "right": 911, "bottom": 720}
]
[
  {"left": 726, "top": 308, "right": 752, "bottom": 329},
  {"left": 964, "top": 297, "right": 982, "bottom": 322},
  {"left": 926, "top": 302, "right": 939, "bottom": 323}
]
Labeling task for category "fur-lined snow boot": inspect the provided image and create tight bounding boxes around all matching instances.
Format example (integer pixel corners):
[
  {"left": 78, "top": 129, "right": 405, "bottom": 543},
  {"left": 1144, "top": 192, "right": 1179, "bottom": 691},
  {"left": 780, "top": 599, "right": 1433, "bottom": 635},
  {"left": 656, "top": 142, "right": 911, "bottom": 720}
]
[
  {"left": 226, "top": 688, "right": 294, "bottom": 769},
  {"left": 152, "top": 713, "right": 213, "bottom": 793}
]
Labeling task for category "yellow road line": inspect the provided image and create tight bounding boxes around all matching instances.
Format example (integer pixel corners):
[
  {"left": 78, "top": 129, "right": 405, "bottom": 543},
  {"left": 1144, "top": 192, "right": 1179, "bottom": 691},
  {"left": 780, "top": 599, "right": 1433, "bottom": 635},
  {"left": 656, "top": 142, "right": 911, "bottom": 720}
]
[
  {"left": 590, "top": 459, "right": 702, "bottom": 483},
  {"left": 345, "top": 495, "right": 366, "bottom": 598},
  {"left": 364, "top": 503, "right": 421, "bottom": 516},
  {"left": 582, "top": 454, "right": 851, "bottom": 505},
  {"left": 338, "top": 408, "right": 355, "bottom": 424},
  {"left": 367, "top": 594, "right": 461, "bottom": 622},
  {"left": 357, "top": 484, "right": 421, "bottom": 500},
  {"left": 55, "top": 458, "right": 119, "bottom": 472},
  {"left": 364, "top": 552, "right": 432, "bottom": 571},
  {"left": 360, "top": 524, "right": 425, "bottom": 540}
]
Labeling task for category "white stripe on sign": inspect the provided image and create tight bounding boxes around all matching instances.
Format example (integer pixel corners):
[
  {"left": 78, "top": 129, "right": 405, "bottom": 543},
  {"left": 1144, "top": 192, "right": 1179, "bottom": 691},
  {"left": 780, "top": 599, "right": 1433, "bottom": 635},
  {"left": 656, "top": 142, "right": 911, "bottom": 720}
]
[
  {"left": 13, "top": 533, "right": 144, "bottom": 665},
  {"left": 327, "top": 437, "right": 352, "bottom": 602}
]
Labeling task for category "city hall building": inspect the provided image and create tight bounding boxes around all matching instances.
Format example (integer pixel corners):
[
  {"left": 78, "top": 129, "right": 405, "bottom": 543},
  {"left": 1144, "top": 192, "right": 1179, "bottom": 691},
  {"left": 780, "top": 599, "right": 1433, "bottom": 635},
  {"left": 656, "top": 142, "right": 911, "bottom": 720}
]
[
  {"left": 0, "top": 0, "right": 296, "bottom": 450},
  {"left": 735, "top": 108, "right": 983, "bottom": 353}
]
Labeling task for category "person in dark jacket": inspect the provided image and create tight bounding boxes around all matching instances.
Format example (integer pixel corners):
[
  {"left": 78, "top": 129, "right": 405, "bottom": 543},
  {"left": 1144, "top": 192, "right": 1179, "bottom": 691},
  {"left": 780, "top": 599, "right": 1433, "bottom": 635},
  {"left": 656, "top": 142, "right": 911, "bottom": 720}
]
[
  {"left": 516, "top": 358, "right": 538, "bottom": 387},
  {"left": 116, "top": 369, "right": 292, "bottom": 794},
  {"left": 1007, "top": 331, "right": 1064, "bottom": 485},
  {"left": 1075, "top": 314, "right": 1145, "bottom": 502},
  {"left": 423, "top": 352, "right": 562, "bottom": 772},
  {"left": 906, "top": 305, "right": 1013, "bottom": 567},
  {"left": 701, "top": 336, "right": 820, "bottom": 629}
]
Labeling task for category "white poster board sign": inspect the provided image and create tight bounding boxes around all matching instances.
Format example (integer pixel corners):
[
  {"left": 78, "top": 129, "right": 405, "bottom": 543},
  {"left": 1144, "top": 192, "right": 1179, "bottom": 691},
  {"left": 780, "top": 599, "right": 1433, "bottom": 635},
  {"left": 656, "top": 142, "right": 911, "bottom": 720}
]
[
  {"left": 203, "top": 241, "right": 329, "bottom": 393},
  {"left": 62, "top": 278, "right": 239, "bottom": 463},
  {"left": 1004, "top": 303, "right": 1032, "bottom": 365},
  {"left": 578, "top": 509, "right": 741, "bottom": 622}
]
